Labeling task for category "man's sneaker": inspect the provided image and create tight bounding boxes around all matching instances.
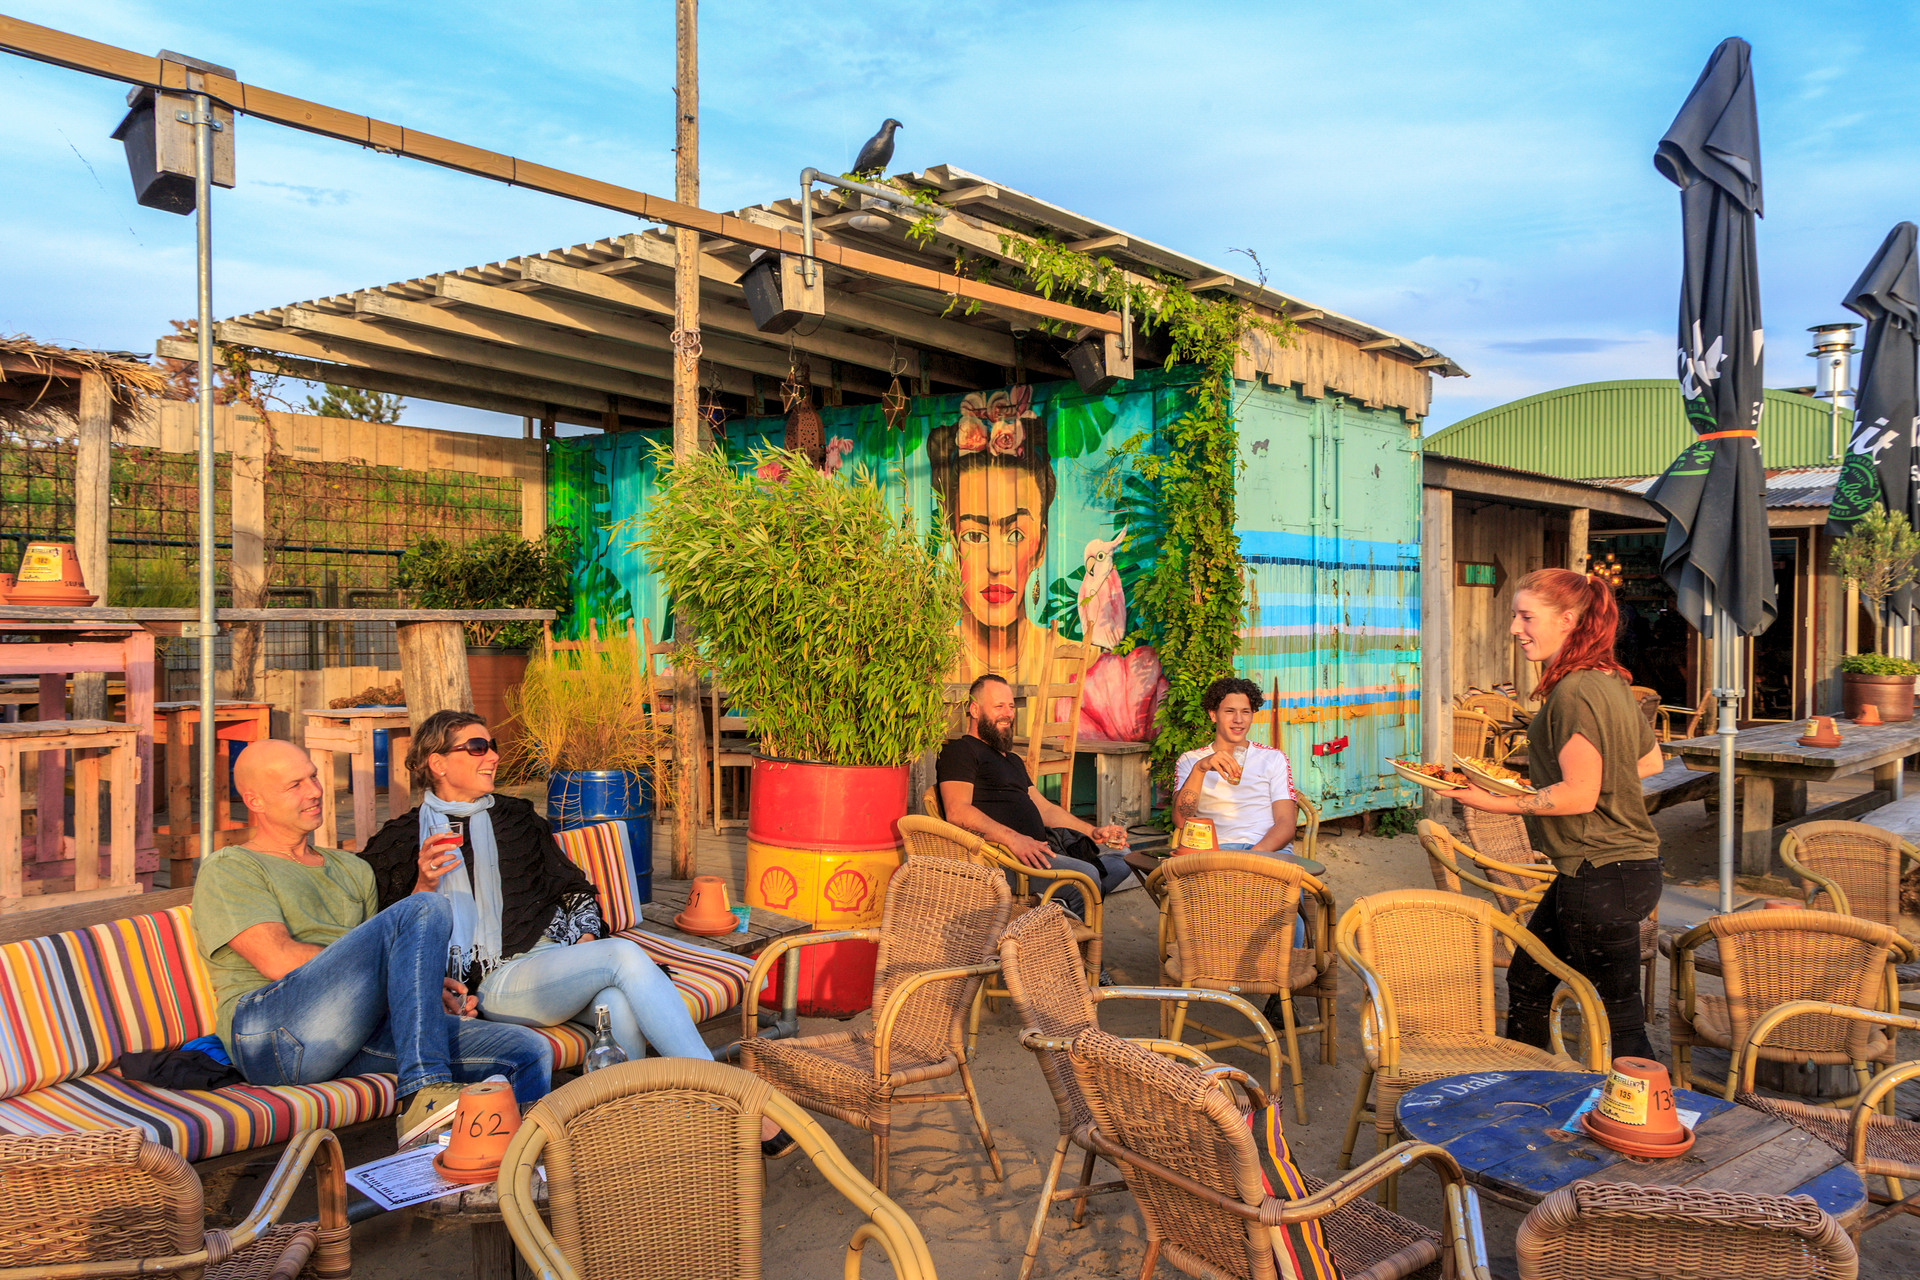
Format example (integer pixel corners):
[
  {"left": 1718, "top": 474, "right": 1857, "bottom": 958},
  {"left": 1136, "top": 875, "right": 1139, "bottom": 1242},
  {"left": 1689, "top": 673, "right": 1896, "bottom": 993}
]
[{"left": 396, "top": 1082, "right": 465, "bottom": 1145}]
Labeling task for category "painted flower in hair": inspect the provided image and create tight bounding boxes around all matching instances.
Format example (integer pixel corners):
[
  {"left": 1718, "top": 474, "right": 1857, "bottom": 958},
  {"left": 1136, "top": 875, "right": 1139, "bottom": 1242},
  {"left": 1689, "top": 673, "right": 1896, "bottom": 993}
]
[
  {"left": 754, "top": 460, "right": 788, "bottom": 483},
  {"left": 824, "top": 436, "right": 855, "bottom": 475},
  {"left": 955, "top": 391, "right": 991, "bottom": 453}
]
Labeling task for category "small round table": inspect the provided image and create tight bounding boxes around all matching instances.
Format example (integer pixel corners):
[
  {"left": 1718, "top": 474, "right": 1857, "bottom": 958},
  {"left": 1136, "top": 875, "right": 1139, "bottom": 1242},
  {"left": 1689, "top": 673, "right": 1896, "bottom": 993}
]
[{"left": 1395, "top": 1070, "right": 1866, "bottom": 1226}]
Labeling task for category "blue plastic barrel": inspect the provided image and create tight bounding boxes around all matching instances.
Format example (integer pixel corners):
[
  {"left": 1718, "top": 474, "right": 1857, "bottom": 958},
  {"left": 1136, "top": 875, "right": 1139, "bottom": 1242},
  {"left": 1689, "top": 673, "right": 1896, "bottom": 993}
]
[{"left": 547, "top": 769, "right": 653, "bottom": 904}]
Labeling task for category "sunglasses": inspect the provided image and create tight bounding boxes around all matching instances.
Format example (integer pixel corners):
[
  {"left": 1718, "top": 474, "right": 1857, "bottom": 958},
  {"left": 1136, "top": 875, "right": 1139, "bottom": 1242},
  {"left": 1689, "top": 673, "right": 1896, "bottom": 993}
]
[{"left": 445, "top": 737, "right": 499, "bottom": 757}]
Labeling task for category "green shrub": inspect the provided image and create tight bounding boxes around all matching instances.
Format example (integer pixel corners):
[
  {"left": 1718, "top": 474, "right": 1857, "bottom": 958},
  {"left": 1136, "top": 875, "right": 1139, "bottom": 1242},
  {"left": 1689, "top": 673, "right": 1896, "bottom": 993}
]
[
  {"left": 398, "top": 529, "right": 577, "bottom": 649},
  {"left": 1839, "top": 652, "right": 1920, "bottom": 677}
]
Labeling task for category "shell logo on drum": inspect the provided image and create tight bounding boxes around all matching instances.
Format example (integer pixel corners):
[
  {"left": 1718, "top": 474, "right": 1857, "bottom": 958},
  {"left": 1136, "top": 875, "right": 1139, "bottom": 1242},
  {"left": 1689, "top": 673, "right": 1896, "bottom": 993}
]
[
  {"left": 757, "top": 865, "right": 800, "bottom": 910},
  {"left": 822, "top": 867, "right": 871, "bottom": 915}
]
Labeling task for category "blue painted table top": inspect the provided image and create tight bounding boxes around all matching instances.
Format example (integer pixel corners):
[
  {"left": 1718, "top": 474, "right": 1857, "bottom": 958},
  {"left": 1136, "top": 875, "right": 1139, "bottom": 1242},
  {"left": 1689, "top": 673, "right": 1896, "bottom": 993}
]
[{"left": 1395, "top": 1070, "right": 1864, "bottom": 1224}]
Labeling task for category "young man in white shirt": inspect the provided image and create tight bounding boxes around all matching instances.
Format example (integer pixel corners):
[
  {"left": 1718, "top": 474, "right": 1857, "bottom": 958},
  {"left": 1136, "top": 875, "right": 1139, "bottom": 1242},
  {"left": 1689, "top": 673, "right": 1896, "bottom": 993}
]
[{"left": 1171, "top": 676, "right": 1298, "bottom": 856}]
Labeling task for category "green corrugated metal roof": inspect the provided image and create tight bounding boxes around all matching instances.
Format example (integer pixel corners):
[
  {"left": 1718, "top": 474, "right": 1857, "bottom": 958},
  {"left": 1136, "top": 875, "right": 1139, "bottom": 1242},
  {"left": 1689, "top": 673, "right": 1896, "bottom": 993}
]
[{"left": 1422, "top": 380, "right": 1848, "bottom": 479}]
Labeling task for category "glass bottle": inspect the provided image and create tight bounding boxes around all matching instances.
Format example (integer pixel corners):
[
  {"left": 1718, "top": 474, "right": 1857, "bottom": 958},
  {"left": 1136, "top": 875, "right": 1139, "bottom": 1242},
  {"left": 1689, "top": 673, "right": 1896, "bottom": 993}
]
[{"left": 583, "top": 1004, "right": 627, "bottom": 1073}]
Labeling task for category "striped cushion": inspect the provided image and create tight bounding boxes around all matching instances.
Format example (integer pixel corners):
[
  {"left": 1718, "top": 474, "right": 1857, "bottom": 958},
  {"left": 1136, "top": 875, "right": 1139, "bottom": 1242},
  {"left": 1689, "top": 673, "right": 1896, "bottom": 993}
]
[
  {"left": 553, "top": 821, "right": 641, "bottom": 931},
  {"left": 526, "top": 1021, "right": 591, "bottom": 1070},
  {"left": 0, "top": 1070, "right": 396, "bottom": 1162},
  {"left": 617, "top": 929, "right": 752, "bottom": 1023}
]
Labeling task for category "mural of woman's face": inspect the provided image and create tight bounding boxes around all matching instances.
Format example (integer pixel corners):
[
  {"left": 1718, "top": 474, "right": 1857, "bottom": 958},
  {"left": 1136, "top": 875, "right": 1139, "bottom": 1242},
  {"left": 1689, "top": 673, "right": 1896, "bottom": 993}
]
[{"left": 954, "top": 464, "right": 1047, "bottom": 630}]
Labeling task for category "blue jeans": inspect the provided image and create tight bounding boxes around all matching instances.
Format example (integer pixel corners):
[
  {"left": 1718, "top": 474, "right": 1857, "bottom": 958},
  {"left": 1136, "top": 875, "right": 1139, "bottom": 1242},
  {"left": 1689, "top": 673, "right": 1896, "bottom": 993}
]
[
  {"left": 228, "top": 893, "right": 553, "bottom": 1107},
  {"left": 478, "top": 936, "right": 713, "bottom": 1063}
]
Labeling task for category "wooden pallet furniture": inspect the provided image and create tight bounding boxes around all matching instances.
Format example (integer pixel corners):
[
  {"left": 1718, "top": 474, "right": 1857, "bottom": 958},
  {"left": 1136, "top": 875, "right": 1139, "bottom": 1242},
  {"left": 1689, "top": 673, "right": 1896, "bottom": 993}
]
[
  {"left": 303, "top": 707, "right": 412, "bottom": 852},
  {"left": 152, "top": 699, "right": 271, "bottom": 886},
  {"left": 0, "top": 720, "right": 139, "bottom": 913}
]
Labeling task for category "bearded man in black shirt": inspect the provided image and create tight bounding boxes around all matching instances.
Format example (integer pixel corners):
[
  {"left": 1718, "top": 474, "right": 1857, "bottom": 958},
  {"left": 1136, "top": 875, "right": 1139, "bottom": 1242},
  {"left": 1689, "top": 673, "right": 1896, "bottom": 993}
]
[{"left": 934, "top": 674, "right": 1130, "bottom": 919}]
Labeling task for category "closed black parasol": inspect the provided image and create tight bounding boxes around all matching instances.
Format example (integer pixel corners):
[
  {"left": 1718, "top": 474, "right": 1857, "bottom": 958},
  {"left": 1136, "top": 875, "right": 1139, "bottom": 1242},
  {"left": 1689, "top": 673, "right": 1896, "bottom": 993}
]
[
  {"left": 1824, "top": 222, "right": 1920, "bottom": 617},
  {"left": 1643, "top": 37, "right": 1776, "bottom": 914}
]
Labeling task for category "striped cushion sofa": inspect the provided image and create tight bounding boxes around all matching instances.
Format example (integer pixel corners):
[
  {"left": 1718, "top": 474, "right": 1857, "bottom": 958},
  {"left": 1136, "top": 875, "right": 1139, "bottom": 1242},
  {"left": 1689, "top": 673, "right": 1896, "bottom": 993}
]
[{"left": 0, "top": 821, "right": 751, "bottom": 1161}]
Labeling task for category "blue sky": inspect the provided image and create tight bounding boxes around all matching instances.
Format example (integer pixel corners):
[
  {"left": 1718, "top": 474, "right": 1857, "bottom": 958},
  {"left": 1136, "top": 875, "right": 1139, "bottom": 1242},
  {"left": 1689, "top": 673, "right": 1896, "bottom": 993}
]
[{"left": 4, "top": 1, "right": 1917, "bottom": 436}]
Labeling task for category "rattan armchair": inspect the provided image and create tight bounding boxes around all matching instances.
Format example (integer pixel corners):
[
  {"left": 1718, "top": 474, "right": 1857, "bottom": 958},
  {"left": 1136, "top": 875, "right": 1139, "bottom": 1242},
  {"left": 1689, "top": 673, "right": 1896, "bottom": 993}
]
[
  {"left": 1066, "top": 1026, "right": 1492, "bottom": 1280},
  {"left": 1452, "top": 707, "right": 1505, "bottom": 764},
  {"left": 739, "top": 855, "right": 1012, "bottom": 1195},
  {"left": 1150, "top": 850, "right": 1337, "bottom": 1123},
  {"left": 0, "top": 1128, "right": 348, "bottom": 1280},
  {"left": 1669, "top": 908, "right": 1913, "bottom": 1100},
  {"left": 998, "top": 902, "right": 1279, "bottom": 1280},
  {"left": 1779, "top": 822, "right": 1920, "bottom": 1003},
  {"left": 494, "top": 1058, "right": 937, "bottom": 1280},
  {"left": 1731, "top": 1000, "right": 1920, "bottom": 1239},
  {"left": 1435, "top": 815, "right": 1660, "bottom": 1009},
  {"left": 1337, "top": 890, "right": 1609, "bottom": 1204},
  {"left": 1513, "top": 1180, "right": 1857, "bottom": 1279}
]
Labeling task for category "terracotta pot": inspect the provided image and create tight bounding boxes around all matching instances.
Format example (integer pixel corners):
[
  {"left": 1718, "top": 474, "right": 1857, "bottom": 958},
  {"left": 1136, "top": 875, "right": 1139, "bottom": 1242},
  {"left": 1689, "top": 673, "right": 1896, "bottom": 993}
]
[
  {"left": 1593, "top": 1057, "right": 1685, "bottom": 1143},
  {"left": 10, "top": 542, "right": 95, "bottom": 607},
  {"left": 1842, "top": 672, "right": 1915, "bottom": 724},
  {"left": 675, "top": 874, "right": 738, "bottom": 935},
  {"left": 432, "top": 1082, "right": 520, "bottom": 1184},
  {"left": 1856, "top": 702, "right": 1884, "bottom": 726},
  {"left": 1797, "top": 717, "right": 1843, "bottom": 747}
]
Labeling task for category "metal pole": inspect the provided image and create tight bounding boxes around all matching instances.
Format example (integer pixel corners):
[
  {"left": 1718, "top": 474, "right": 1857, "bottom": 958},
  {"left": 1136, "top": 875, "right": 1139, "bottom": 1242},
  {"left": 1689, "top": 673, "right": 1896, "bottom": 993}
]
[
  {"left": 194, "top": 90, "right": 216, "bottom": 864},
  {"left": 1711, "top": 593, "right": 1739, "bottom": 915}
]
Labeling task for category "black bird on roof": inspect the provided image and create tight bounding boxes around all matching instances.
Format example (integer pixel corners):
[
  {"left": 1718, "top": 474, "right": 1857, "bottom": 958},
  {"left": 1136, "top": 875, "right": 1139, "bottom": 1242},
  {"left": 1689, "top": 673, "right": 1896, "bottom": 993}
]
[{"left": 852, "top": 119, "right": 902, "bottom": 178}]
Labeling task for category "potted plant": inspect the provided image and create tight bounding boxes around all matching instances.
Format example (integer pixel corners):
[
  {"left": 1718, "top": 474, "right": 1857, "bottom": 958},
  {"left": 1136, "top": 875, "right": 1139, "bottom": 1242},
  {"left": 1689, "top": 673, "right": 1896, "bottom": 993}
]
[
  {"left": 633, "top": 445, "right": 960, "bottom": 1013},
  {"left": 398, "top": 529, "right": 578, "bottom": 751},
  {"left": 1830, "top": 505, "right": 1920, "bottom": 723},
  {"left": 505, "top": 641, "right": 663, "bottom": 900}
]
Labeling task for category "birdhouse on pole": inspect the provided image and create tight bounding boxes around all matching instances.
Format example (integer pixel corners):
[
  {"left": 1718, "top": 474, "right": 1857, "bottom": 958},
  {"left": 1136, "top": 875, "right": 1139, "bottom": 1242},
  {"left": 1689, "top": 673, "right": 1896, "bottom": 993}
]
[{"left": 111, "top": 51, "right": 236, "bottom": 215}]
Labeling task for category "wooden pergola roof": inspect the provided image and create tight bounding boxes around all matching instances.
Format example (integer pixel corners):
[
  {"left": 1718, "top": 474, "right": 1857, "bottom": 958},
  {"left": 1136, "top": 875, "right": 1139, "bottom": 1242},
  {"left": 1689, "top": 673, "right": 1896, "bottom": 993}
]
[{"left": 161, "top": 164, "right": 1464, "bottom": 431}]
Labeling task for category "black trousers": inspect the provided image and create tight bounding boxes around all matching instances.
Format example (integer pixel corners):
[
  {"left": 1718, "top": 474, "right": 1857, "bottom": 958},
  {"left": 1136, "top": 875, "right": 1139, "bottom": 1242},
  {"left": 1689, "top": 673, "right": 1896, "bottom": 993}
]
[
  {"left": 1506, "top": 856, "right": 1662, "bottom": 1060},
  {"left": 1002, "top": 828, "right": 1129, "bottom": 919}
]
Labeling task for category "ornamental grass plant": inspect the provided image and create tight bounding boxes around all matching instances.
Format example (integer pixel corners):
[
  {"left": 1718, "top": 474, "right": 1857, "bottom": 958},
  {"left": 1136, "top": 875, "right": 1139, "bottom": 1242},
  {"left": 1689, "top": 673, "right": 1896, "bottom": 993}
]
[
  {"left": 629, "top": 445, "right": 961, "bottom": 768},
  {"left": 503, "top": 639, "right": 662, "bottom": 778}
]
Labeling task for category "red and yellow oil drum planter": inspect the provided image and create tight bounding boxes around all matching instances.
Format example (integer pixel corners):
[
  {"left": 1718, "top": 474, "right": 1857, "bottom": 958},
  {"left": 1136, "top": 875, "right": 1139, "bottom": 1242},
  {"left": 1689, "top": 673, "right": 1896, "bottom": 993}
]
[{"left": 745, "top": 755, "right": 909, "bottom": 1017}]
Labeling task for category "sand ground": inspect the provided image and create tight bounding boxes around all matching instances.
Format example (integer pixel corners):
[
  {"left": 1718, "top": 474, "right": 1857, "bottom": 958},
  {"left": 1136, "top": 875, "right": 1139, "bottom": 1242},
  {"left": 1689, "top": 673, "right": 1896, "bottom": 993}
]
[{"left": 193, "top": 778, "right": 1920, "bottom": 1278}]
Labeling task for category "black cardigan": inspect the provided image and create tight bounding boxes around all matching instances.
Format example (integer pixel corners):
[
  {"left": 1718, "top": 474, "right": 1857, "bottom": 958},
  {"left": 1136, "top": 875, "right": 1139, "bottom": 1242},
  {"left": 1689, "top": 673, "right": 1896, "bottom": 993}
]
[{"left": 358, "top": 795, "right": 602, "bottom": 972}]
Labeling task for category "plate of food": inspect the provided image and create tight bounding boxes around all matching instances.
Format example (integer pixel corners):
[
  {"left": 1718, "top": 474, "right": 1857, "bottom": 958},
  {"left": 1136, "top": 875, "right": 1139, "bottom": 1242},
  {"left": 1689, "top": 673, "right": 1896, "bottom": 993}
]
[
  {"left": 1389, "top": 758, "right": 1468, "bottom": 792},
  {"left": 1453, "top": 755, "right": 1536, "bottom": 797}
]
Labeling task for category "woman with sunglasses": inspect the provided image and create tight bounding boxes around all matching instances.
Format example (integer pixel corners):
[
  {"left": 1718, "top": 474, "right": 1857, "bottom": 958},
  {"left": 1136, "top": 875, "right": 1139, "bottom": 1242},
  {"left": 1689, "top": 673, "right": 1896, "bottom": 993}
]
[{"left": 358, "top": 713, "right": 724, "bottom": 1076}]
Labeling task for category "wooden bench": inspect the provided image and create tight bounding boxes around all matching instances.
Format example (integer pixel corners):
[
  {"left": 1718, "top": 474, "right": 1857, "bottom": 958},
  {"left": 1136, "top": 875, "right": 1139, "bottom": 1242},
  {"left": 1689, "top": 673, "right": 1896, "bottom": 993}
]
[
  {"left": 1641, "top": 756, "right": 1716, "bottom": 815},
  {"left": 1856, "top": 793, "right": 1920, "bottom": 841}
]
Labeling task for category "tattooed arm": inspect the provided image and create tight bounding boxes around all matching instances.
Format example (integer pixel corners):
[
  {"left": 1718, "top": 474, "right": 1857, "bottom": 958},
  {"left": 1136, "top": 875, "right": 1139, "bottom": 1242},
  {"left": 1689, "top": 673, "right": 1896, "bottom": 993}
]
[{"left": 1453, "top": 734, "right": 1604, "bottom": 817}]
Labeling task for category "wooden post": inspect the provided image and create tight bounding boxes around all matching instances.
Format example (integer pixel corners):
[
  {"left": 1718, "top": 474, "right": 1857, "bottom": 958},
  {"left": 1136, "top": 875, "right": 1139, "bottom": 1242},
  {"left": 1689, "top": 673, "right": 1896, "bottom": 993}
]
[
  {"left": 1419, "top": 485, "right": 1454, "bottom": 819},
  {"left": 669, "top": 0, "right": 705, "bottom": 878},
  {"left": 1566, "top": 507, "right": 1590, "bottom": 574},
  {"left": 395, "top": 621, "right": 473, "bottom": 735},
  {"left": 73, "top": 372, "right": 111, "bottom": 720},
  {"left": 229, "top": 409, "right": 267, "bottom": 699}
]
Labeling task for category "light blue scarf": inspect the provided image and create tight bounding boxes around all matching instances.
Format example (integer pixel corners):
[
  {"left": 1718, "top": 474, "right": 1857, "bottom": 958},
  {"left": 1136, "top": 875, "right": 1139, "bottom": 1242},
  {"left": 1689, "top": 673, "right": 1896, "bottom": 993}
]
[{"left": 419, "top": 791, "right": 502, "bottom": 975}]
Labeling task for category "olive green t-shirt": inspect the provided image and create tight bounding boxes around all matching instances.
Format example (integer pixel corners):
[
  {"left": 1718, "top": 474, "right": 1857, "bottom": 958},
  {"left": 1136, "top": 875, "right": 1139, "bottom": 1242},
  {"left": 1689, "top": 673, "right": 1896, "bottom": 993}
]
[
  {"left": 1526, "top": 669, "right": 1660, "bottom": 876},
  {"left": 191, "top": 844, "right": 379, "bottom": 1050}
]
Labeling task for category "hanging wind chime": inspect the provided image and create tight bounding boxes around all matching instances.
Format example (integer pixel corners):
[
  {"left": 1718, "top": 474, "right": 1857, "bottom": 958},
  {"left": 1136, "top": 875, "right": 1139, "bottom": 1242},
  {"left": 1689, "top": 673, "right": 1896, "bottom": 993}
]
[
  {"left": 780, "top": 353, "right": 825, "bottom": 470},
  {"left": 881, "top": 342, "right": 912, "bottom": 430}
]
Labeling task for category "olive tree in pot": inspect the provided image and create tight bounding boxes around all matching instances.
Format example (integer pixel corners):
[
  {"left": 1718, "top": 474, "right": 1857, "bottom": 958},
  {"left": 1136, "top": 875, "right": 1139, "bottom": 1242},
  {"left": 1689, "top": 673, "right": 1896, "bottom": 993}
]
[
  {"left": 631, "top": 445, "right": 960, "bottom": 1014},
  {"left": 1831, "top": 505, "right": 1920, "bottom": 723},
  {"left": 398, "top": 529, "right": 578, "bottom": 750}
]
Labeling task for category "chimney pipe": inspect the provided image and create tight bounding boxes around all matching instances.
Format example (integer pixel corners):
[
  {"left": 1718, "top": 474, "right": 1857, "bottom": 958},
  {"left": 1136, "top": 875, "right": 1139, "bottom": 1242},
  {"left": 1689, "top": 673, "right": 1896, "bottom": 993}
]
[{"left": 1807, "top": 322, "right": 1861, "bottom": 461}]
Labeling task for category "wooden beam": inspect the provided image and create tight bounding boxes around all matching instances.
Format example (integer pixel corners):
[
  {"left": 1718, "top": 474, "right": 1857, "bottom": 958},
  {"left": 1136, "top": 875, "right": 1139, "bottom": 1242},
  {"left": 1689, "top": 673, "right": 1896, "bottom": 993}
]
[
  {"left": 1358, "top": 337, "right": 1400, "bottom": 352},
  {"left": 1420, "top": 485, "right": 1453, "bottom": 819},
  {"left": 1184, "top": 274, "right": 1234, "bottom": 292},
  {"left": 1416, "top": 356, "right": 1452, "bottom": 369},
  {"left": 353, "top": 290, "right": 758, "bottom": 393},
  {"left": 72, "top": 372, "right": 110, "bottom": 719},
  {"left": 1285, "top": 309, "right": 1325, "bottom": 324},
  {"left": 936, "top": 185, "right": 1002, "bottom": 207},
  {"left": 1068, "top": 233, "right": 1129, "bottom": 254},
  {"left": 1422, "top": 455, "right": 1661, "bottom": 522},
  {"left": 0, "top": 15, "right": 1120, "bottom": 335},
  {"left": 195, "top": 322, "right": 642, "bottom": 415},
  {"left": 280, "top": 306, "right": 678, "bottom": 402}
]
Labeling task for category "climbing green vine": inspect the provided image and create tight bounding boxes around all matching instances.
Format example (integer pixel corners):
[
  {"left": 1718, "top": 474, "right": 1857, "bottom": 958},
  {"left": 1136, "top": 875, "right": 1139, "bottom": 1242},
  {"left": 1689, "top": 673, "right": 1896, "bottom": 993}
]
[{"left": 997, "top": 235, "right": 1292, "bottom": 787}]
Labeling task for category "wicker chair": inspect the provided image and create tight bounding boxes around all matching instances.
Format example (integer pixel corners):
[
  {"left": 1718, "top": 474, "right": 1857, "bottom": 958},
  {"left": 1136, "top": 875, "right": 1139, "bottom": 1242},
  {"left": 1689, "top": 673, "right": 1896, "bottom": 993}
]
[
  {"left": 1440, "top": 814, "right": 1661, "bottom": 1009},
  {"left": 1513, "top": 1180, "right": 1857, "bottom": 1279},
  {"left": 1731, "top": 1000, "right": 1920, "bottom": 1239},
  {"left": 1669, "top": 908, "right": 1914, "bottom": 1100},
  {"left": 494, "top": 1058, "right": 936, "bottom": 1280},
  {"left": 1779, "top": 822, "right": 1920, "bottom": 1002},
  {"left": 739, "top": 855, "right": 1013, "bottom": 1194},
  {"left": 1337, "top": 889, "right": 1609, "bottom": 1205},
  {"left": 998, "top": 902, "right": 1278, "bottom": 1280},
  {"left": 1655, "top": 690, "right": 1716, "bottom": 742},
  {"left": 1066, "top": 1026, "right": 1493, "bottom": 1280},
  {"left": 0, "top": 1128, "right": 348, "bottom": 1280},
  {"left": 1459, "top": 691, "right": 1522, "bottom": 724},
  {"left": 1151, "top": 850, "right": 1337, "bottom": 1123},
  {"left": 1452, "top": 707, "right": 1505, "bottom": 764}
]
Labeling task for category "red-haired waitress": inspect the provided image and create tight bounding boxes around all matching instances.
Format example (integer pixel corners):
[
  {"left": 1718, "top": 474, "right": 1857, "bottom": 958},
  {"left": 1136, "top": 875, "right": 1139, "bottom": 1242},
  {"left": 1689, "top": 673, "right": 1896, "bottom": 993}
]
[{"left": 1453, "top": 568, "right": 1667, "bottom": 1059}]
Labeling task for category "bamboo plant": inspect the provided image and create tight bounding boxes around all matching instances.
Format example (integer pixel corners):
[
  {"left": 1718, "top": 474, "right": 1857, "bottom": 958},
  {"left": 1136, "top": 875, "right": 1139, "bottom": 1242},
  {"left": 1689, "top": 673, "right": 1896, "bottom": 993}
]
[
  {"left": 628, "top": 445, "right": 961, "bottom": 768},
  {"left": 503, "top": 639, "right": 663, "bottom": 777}
]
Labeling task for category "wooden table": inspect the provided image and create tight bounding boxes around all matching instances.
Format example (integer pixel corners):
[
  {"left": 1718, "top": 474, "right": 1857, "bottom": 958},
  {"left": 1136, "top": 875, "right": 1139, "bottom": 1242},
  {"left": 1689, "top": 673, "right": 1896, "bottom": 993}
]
[
  {"left": 0, "top": 720, "right": 139, "bottom": 913},
  {"left": 639, "top": 878, "right": 810, "bottom": 956},
  {"left": 0, "top": 621, "right": 154, "bottom": 882},
  {"left": 1664, "top": 719, "right": 1920, "bottom": 874},
  {"left": 305, "top": 707, "right": 412, "bottom": 851},
  {"left": 152, "top": 700, "right": 271, "bottom": 886},
  {"left": 1396, "top": 1070, "right": 1866, "bottom": 1227}
]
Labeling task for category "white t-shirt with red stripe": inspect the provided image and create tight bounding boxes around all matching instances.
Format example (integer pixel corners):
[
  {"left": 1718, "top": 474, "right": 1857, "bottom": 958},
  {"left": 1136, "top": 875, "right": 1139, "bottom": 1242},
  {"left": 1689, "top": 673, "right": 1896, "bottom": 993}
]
[{"left": 1173, "top": 743, "right": 1295, "bottom": 848}]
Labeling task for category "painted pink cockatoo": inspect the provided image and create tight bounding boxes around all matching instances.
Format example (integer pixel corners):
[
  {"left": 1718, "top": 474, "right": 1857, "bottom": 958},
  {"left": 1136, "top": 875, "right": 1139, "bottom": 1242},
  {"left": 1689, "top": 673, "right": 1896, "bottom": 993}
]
[{"left": 1077, "top": 526, "right": 1129, "bottom": 650}]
